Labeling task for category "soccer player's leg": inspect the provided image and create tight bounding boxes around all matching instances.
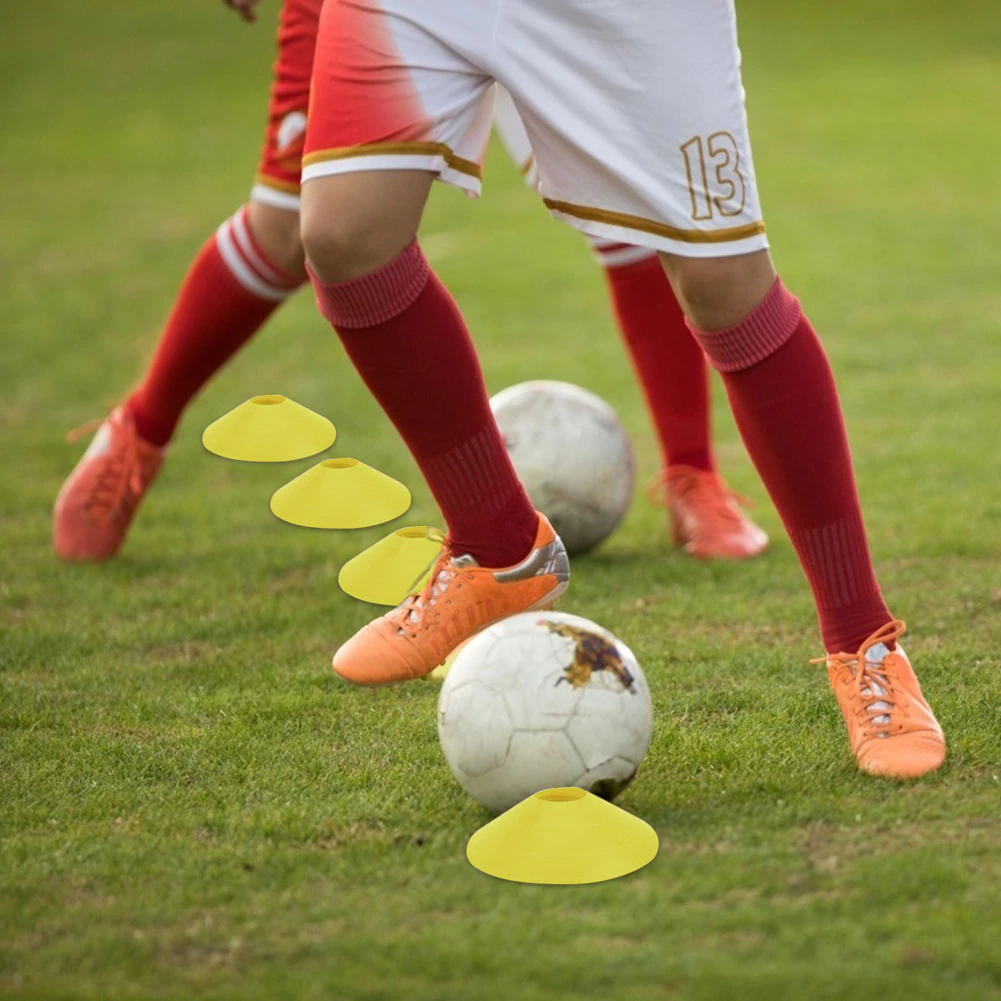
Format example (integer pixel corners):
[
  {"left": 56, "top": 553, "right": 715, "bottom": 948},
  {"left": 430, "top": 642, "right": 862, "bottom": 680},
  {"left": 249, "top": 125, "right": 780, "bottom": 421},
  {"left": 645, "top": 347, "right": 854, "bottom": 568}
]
[
  {"left": 53, "top": 0, "right": 319, "bottom": 562},
  {"left": 499, "top": 0, "right": 943, "bottom": 777},
  {"left": 670, "top": 254, "right": 944, "bottom": 777},
  {"left": 491, "top": 87, "right": 767, "bottom": 562},
  {"left": 300, "top": 3, "right": 568, "bottom": 686}
]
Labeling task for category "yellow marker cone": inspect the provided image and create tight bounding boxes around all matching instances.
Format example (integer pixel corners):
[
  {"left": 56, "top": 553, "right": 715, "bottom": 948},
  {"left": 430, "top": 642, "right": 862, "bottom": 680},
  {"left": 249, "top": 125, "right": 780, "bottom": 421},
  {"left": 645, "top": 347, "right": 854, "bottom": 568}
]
[
  {"left": 270, "top": 458, "right": 411, "bottom": 529},
  {"left": 202, "top": 395, "right": 335, "bottom": 462},
  {"left": 427, "top": 638, "right": 468, "bottom": 682},
  {"left": 338, "top": 526, "right": 445, "bottom": 605},
  {"left": 466, "top": 787, "right": 658, "bottom": 885}
]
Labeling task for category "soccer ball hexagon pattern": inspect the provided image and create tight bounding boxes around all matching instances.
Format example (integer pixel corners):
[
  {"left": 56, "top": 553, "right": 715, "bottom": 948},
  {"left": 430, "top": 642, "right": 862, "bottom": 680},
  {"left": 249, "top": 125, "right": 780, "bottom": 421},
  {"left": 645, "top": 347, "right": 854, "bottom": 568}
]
[{"left": 437, "top": 611, "right": 653, "bottom": 814}]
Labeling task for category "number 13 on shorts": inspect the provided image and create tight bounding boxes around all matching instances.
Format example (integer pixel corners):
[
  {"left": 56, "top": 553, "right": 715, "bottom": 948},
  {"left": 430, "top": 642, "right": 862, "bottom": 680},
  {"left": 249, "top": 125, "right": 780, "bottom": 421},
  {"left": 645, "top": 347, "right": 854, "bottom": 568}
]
[{"left": 681, "top": 133, "right": 747, "bottom": 221}]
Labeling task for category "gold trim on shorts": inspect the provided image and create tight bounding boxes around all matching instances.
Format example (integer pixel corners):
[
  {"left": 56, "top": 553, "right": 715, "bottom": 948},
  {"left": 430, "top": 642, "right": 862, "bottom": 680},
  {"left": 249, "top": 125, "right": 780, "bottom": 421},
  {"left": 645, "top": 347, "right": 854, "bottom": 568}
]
[
  {"left": 254, "top": 173, "right": 301, "bottom": 195},
  {"left": 519, "top": 154, "right": 535, "bottom": 177},
  {"left": 543, "top": 198, "right": 766, "bottom": 245},
  {"left": 302, "top": 142, "right": 481, "bottom": 179}
]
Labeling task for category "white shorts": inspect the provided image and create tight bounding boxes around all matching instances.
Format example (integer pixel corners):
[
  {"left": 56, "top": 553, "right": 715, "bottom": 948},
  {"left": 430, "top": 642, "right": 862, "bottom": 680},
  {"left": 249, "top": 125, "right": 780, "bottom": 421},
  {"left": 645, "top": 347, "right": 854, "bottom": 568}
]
[
  {"left": 303, "top": 0, "right": 768, "bottom": 259},
  {"left": 492, "top": 86, "right": 661, "bottom": 269},
  {"left": 492, "top": 85, "right": 540, "bottom": 191}
]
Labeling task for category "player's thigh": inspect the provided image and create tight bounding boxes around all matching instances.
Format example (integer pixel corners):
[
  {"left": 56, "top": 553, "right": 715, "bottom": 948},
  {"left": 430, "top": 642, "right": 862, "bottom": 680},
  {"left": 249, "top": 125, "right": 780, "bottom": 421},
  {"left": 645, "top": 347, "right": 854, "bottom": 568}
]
[
  {"left": 301, "top": 0, "right": 495, "bottom": 277},
  {"left": 300, "top": 170, "right": 435, "bottom": 280},
  {"left": 498, "top": 0, "right": 768, "bottom": 261},
  {"left": 251, "top": 0, "right": 322, "bottom": 213},
  {"left": 303, "top": 0, "right": 495, "bottom": 197}
]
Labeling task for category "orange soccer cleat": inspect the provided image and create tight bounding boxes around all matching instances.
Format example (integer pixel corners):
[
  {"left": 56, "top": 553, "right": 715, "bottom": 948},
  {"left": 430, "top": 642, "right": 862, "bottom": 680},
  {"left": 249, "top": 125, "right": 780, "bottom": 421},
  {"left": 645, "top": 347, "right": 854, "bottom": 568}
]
[
  {"left": 332, "top": 513, "right": 570, "bottom": 685},
  {"left": 53, "top": 406, "right": 165, "bottom": 562},
  {"left": 650, "top": 465, "right": 768, "bottom": 561},
  {"left": 817, "top": 621, "right": 946, "bottom": 779}
]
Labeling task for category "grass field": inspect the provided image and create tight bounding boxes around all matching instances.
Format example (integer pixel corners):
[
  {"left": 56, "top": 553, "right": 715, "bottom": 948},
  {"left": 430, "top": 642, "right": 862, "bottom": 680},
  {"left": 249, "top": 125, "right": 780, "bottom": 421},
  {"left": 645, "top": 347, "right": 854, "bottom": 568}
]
[{"left": 4, "top": 1, "right": 1001, "bottom": 998}]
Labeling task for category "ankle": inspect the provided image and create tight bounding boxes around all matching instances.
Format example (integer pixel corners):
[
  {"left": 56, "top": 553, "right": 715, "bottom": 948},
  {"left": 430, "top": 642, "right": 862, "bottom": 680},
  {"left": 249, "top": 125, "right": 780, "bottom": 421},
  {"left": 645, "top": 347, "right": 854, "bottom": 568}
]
[
  {"left": 665, "top": 448, "right": 716, "bottom": 474},
  {"left": 820, "top": 601, "right": 896, "bottom": 655},
  {"left": 449, "top": 495, "right": 538, "bottom": 568},
  {"left": 125, "top": 395, "right": 174, "bottom": 447}
]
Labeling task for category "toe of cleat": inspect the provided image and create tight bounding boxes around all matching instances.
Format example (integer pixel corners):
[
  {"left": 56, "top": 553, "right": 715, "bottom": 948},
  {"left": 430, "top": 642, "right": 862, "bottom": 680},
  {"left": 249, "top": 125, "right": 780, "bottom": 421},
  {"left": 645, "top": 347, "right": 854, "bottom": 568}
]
[{"left": 858, "top": 732, "right": 946, "bottom": 780}]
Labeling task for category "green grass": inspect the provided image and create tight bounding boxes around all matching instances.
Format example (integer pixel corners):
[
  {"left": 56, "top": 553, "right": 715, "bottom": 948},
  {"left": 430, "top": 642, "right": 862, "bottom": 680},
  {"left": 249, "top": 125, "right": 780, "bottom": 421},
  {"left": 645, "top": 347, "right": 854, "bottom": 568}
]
[{"left": 3, "top": 0, "right": 1001, "bottom": 998}]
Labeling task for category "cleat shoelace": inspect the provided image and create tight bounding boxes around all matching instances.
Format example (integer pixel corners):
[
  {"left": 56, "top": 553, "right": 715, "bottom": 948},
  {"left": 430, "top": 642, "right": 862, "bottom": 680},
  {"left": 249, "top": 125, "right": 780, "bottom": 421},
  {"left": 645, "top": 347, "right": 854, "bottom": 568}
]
[
  {"left": 67, "top": 418, "right": 148, "bottom": 527},
  {"left": 401, "top": 528, "right": 448, "bottom": 597},
  {"left": 811, "top": 620, "right": 908, "bottom": 737},
  {"left": 395, "top": 533, "right": 473, "bottom": 642},
  {"left": 66, "top": 419, "right": 103, "bottom": 444},
  {"left": 647, "top": 465, "right": 753, "bottom": 533}
]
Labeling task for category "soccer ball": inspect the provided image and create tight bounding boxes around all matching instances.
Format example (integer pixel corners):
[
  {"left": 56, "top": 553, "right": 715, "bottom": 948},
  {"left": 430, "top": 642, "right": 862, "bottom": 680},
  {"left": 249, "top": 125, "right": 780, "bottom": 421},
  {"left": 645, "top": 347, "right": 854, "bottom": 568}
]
[
  {"left": 437, "top": 611, "right": 653, "bottom": 814},
  {"left": 490, "top": 381, "right": 635, "bottom": 554}
]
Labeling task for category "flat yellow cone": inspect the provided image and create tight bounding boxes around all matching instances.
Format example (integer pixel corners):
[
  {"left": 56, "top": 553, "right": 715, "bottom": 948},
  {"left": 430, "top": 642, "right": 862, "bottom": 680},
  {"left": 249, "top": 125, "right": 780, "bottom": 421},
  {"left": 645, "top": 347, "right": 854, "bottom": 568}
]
[
  {"left": 466, "top": 788, "right": 658, "bottom": 885},
  {"left": 338, "top": 526, "right": 444, "bottom": 605},
  {"left": 270, "top": 458, "right": 411, "bottom": 529},
  {"left": 426, "top": 638, "right": 468, "bottom": 682},
  {"left": 202, "top": 395, "right": 335, "bottom": 462}
]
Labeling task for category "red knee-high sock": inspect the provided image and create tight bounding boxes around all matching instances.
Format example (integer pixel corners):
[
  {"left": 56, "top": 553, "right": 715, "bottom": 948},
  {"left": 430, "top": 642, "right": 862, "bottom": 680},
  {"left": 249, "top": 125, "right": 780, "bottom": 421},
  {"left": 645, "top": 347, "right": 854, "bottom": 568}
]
[
  {"left": 595, "top": 244, "right": 715, "bottom": 472},
  {"left": 689, "top": 278, "right": 892, "bottom": 653},
  {"left": 309, "top": 240, "right": 538, "bottom": 568},
  {"left": 126, "top": 206, "right": 304, "bottom": 446}
]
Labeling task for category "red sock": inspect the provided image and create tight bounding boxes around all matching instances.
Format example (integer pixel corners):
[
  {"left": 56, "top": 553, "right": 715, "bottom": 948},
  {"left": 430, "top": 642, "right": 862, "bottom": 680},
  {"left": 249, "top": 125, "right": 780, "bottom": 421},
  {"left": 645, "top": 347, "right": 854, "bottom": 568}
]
[
  {"left": 126, "top": 206, "right": 304, "bottom": 446},
  {"left": 596, "top": 246, "right": 715, "bottom": 472},
  {"left": 309, "top": 240, "right": 538, "bottom": 568},
  {"left": 689, "top": 279, "right": 892, "bottom": 653}
]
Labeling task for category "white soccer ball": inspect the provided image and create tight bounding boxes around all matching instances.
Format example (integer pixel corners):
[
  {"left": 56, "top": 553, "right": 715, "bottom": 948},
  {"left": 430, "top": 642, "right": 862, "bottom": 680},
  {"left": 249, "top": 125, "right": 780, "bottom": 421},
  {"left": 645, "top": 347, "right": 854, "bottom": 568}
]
[
  {"left": 490, "top": 381, "right": 635, "bottom": 554},
  {"left": 437, "top": 611, "right": 653, "bottom": 814}
]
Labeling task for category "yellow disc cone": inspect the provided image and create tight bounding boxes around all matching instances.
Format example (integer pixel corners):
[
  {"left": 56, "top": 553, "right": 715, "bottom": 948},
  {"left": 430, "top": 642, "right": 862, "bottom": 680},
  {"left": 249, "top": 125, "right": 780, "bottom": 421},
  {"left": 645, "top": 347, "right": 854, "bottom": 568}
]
[
  {"left": 426, "top": 637, "right": 469, "bottom": 682},
  {"left": 202, "top": 395, "right": 336, "bottom": 462},
  {"left": 466, "top": 788, "right": 658, "bottom": 885},
  {"left": 338, "top": 526, "right": 444, "bottom": 605},
  {"left": 270, "top": 458, "right": 411, "bottom": 529}
]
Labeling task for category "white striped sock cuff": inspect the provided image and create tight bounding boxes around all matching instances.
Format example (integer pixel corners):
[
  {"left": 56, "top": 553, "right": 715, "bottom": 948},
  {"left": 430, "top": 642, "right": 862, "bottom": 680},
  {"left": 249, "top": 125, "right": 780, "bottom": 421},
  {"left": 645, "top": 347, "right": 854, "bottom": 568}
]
[
  {"left": 250, "top": 183, "right": 301, "bottom": 212},
  {"left": 215, "top": 207, "right": 304, "bottom": 302}
]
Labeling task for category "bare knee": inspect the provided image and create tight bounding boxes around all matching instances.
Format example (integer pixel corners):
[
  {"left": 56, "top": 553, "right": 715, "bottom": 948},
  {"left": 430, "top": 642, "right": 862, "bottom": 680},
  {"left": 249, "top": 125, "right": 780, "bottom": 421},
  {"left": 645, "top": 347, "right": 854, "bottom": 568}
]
[
  {"left": 300, "top": 171, "right": 434, "bottom": 282},
  {"left": 246, "top": 201, "right": 306, "bottom": 278},
  {"left": 659, "top": 249, "right": 776, "bottom": 330},
  {"left": 300, "top": 209, "right": 398, "bottom": 283}
]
